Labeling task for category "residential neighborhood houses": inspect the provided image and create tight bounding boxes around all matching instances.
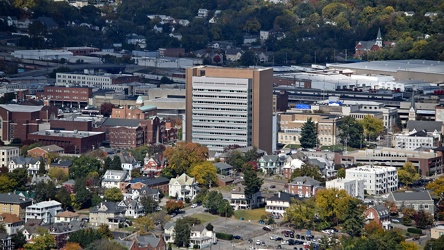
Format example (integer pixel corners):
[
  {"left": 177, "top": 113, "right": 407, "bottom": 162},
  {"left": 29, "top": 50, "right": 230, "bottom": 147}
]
[{"left": 0, "top": 1, "right": 443, "bottom": 250}]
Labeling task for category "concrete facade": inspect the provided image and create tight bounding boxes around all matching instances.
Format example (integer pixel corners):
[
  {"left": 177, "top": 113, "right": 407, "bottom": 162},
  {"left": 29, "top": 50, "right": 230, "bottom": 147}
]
[
  {"left": 345, "top": 165, "right": 398, "bottom": 195},
  {"left": 185, "top": 66, "right": 273, "bottom": 153}
]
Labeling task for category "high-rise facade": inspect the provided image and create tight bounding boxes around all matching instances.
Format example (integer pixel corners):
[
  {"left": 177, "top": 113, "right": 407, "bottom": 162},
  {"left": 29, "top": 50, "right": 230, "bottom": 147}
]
[{"left": 185, "top": 66, "right": 272, "bottom": 153}]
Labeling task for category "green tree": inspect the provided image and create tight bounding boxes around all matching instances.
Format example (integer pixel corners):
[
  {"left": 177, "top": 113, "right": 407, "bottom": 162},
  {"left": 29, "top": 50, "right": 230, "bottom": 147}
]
[
  {"left": 337, "top": 168, "right": 346, "bottom": 178},
  {"left": 12, "top": 231, "right": 27, "bottom": 249},
  {"left": 341, "top": 198, "right": 364, "bottom": 237},
  {"left": 217, "top": 199, "right": 234, "bottom": 217},
  {"left": 338, "top": 116, "right": 364, "bottom": 149},
  {"left": 165, "top": 200, "right": 184, "bottom": 214},
  {"left": 110, "top": 155, "right": 122, "bottom": 170},
  {"left": 240, "top": 50, "right": 257, "bottom": 66},
  {"left": 8, "top": 168, "right": 28, "bottom": 190},
  {"left": 193, "top": 187, "right": 208, "bottom": 204},
  {"left": 427, "top": 176, "right": 444, "bottom": 199},
  {"left": 300, "top": 118, "right": 318, "bottom": 148},
  {"left": 190, "top": 161, "right": 217, "bottom": 187},
  {"left": 285, "top": 198, "right": 316, "bottom": 229},
  {"left": 134, "top": 216, "right": 155, "bottom": 235},
  {"left": 224, "top": 150, "right": 246, "bottom": 172},
  {"left": 315, "top": 188, "right": 355, "bottom": 227},
  {"left": 104, "top": 187, "right": 123, "bottom": 202},
  {"left": 425, "top": 235, "right": 444, "bottom": 250},
  {"left": 290, "top": 164, "right": 324, "bottom": 183},
  {"left": 97, "top": 224, "right": 113, "bottom": 239},
  {"left": 39, "top": 160, "right": 46, "bottom": 176},
  {"left": 174, "top": 218, "right": 192, "bottom": 247},
  {"left": 68, "top": 228, "right": 103, "bottom": 248},
  {"left": 141, "top": 196, "right": 159, "bottom": 214},
  {"left": 74, "top": 179, "right": 92, "bottom": 209},
  {"left": 203, "top": 191, "right": 224, "bottom": 214},
  {"left": 243, "top": 164, "right": 263, "bottom": 200},
  {"left": 0, "top": 174, "right": 17, "bottom": 193},
  {"left": 48, "top": 168, "right": 69, "bottom": 183},
  {"left": 103, "top": 157, "right": 112, "bottom": 173},
  {"left": 24, "top": 228, "right": 55, "bottom": 250},
  {"left": 398, "top": 162, "right": 420, "bottom": 186},
  {"left": 56, "top": 187, "right": 72, "bottom": 210},
  {"left": 360, "top": 115, "right": 384, "bottom": 141},
  {"left": 69, "top": 156, "right": 101, "bottom": 180},
  {"left": 34, "top": 181, "right": 57, "bottom": 202}
]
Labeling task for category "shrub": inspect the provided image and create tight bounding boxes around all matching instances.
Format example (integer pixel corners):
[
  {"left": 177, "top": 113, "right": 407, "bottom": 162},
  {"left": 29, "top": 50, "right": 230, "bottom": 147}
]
[
  {"left": 215, "top": 232, "right": 233, "bottom": 240},
  {"left": 407, "top": 228, "right": 422, "bottom": 234}
]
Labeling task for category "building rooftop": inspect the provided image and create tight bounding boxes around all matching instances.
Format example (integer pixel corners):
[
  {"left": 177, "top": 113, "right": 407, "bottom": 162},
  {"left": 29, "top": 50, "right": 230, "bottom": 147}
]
[
  {"left": 0, "top": 104, "right": 43, "bottom": 112},
  {"left": 101, "top": 118, "right": 141, "bottom": 127},
  {"left": 346, "top": 165, "right": 397, "bottom": 173},
  {"left": 55, "top": 211, "right": 79, "bottom": 218},
  {"left": 28, "top": 200, "right": 61, "bottom": 208},
  {"left": 388, "top": 191, "right": 432, "bottom": 201},
  {"left": 0, "top": 193, "right": 32, "bottom": 204},
  {"left": 30, "top": 130, "right": 104, "bottom": 138},
  {"left": 329, "top": 60, "right": 444, "bottom": 74}
]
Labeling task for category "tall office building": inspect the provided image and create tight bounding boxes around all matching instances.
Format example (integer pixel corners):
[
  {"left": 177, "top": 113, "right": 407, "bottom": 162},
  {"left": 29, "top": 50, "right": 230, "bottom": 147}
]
[{"left": 186, "top": 66, "right": 273, "bottom": 153}]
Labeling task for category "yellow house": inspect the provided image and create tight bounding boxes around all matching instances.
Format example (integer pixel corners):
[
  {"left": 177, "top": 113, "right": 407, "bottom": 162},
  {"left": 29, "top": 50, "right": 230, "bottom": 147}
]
[
  {"left": 0, "top": 193, "right": 33, "bottom": 219},
  {"left": 431, "top": 225, "right": 444, "bottom": 239}
]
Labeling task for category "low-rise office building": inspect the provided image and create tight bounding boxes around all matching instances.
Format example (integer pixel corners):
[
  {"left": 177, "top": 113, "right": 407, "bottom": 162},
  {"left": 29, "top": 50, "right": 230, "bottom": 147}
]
[{"left": 326, "top": 178, "right": 365, "bottom": 200}]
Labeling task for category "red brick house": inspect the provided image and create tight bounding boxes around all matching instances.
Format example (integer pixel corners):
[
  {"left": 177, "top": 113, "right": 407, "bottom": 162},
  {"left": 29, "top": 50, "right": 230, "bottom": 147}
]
[
  {"left": 364, "top": 205, "right": 391, "bottom": 230},
  {"left": 288, "top": 176, "right": 321, "bottom": 198},
  {"left": 27, "top": 145, "right": 64, "bottom": 159},
  {"left": 141, "top": 154, "right": 167, "bottom": 177}
]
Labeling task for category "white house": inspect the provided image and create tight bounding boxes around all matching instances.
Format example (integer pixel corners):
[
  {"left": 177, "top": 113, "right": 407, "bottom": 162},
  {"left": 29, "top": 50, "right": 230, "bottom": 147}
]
[
  {"left": 0, "top": 213, "right": 24, "bottom": 235},
  {"left": 101, "top": 170, "right": 129, "bottom": 189},
  {"left": 8, "top": 156, "right": 42, "bottom": 175},
  {"left": 346, "top": 165, "right": 398, "bottom": 195},
  {"left": 265, "top": 192, "right": 294, "bottom": 217},
  {"left": 117, "top": 200, "right": 144, "bottom": 219},
  {"left": 25, "top": 201, "right": 63, "bottom": 224},
  {"left": 326, "top": 178, "right": 365, "bottom": 200},
  {"left": 119, "top": 153, "right": 141, "bottom": 174},
  {"left": 230, "top": 185, "right": 264, "bottom": 210},
  {"left": 189, "top": 224, "right": 217, "bottom": 249},
  {"left": 197, "top": 9, "right": 209, "bottom": 18},
  {"left": 168, "top": 173, "right": 198, "bottom": 200},
  {"left": 164, "top": 222, "right": 176, "bottom": 244},
  {"left": 54, "top": 211, "right": 80, "bottom": 223}
]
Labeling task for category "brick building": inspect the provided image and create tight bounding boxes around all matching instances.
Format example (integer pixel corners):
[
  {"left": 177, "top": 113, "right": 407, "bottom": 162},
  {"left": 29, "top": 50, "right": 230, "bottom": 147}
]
[
  {"left": 36, "top": 86, "right": 92, "bottom": 108},
  {"left": 0, "top": 104, "right": 59, "bottom": 143},
  {"left": 97, "top": 117, "right": 176, "bottom": 149},
  {"left": 63, "top": 47, "right": 100, "bottom": 56},
  {"left": 28, "top": 130, "right": 105, "bottom": 154},
  {"left": 50, "top": 119, "right": 92, "bottom": 131},
  {"left": 121, "top": 177, "right": 170, "bottom": 195},
  {"left": 111, "top": 105, "right": 157, "bottom": 120},
  {"left": 27, "top": 145, "right": 64, "bottom": 158},
  {"left": 288, "top": 176, "right": 321, "bottom": 198}
]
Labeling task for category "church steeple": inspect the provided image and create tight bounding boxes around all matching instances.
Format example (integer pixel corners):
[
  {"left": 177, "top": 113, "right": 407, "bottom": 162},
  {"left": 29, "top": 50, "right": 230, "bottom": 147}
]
[
  {"left": 408, "top": 90, "right": 416, "bottom": 121},
  {"left": 376, "top": 28, "right": 383, "bottom": 47}
]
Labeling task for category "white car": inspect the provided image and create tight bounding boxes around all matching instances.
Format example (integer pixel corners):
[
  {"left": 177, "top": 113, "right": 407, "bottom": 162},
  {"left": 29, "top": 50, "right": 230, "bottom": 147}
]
[
  {"left": 270, "top": 235, "right": 277, "bottom": 240},
  {"left": 281, "top": 240, "right": 289, "bottom": 245},
  {"left": 191, "top": 204, "right": 198, "bottom": 208},
  {"left": 256, "top": 240, "right": 261, "bottom": 245}
]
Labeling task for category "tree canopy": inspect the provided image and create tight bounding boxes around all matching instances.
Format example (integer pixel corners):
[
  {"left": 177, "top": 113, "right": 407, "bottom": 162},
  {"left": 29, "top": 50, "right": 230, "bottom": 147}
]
[
  {"left": 300, "top": 118, "right": 318, "bottom": 149},
  {"left": 190, "top": 161, "right": 217, "bottom": 187},
  {"left": 163, "top": 142, "right": 208, "bottom": 176},
  {"left": 338, "top": 116, "right": 364, "bottom": 149},
  {"left": 398, "top": 162, "right": 421, "bottom": 186}
]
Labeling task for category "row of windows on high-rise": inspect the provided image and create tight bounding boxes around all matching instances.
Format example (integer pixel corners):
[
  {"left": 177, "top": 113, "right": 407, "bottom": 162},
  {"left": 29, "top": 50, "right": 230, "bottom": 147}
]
[
  {"left": 193, "top": 101, "right": 247, "bottom": 106},
  {"left": 193, "top": 119, "right": 247, "bottom": 124},
  {"left": 193, "top": 94, "right": 248, "bottom": 99}
]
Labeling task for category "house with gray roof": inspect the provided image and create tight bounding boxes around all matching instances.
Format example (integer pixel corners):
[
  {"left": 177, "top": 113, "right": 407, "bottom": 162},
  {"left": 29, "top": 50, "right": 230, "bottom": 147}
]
[
  {"left": 0, "top": 193, "right": 33, "bottom": 219},
  {"left": 387, "top": 190, "right": 434, "bottom": 216},
  {"left": 213, "top": 162, "right": 233, "bottom": 175},
  {"left": 288, "top": 176, "right": 322, "bottom": 198},
  {"left": 189, "top": 224, "right": 216, "bottom": 249},
  {"left": 230, "top": 184, "right": 264, "bottom": 210},
  {"left": 117, "top": 200, "right": 144, "bottom": 218},
  {"left": 115, "top": 233, "right": 166, "bottom": 249},
  {"left": 364, "top": 204, "right": 391, "bottom": 230},
  {"left": 8, "top": 156, "right": 42, "bottom": 176},
  {"left": 164, "top": 221, "right": 176, "bottom": 244},
  {"left": 266, "top": 192, "right": 297, "bottom": 217},
  {"left": 406, "top": 120, "right": 442, "bottom": 141},
  {"left": 101, "top": 170, "right": 129, "bottom": 189},
  {"left": 258, "top": 155, "right": 284, "bottom": 174},
  {"left": 89, "top": 202, "right": 126, "bottom": 229}
]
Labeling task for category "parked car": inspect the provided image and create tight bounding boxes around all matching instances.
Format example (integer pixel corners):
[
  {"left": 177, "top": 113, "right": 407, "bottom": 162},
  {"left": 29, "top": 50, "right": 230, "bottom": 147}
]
[
  {"left": 256, "top": 240, "right": 261, "bottom": 245},
  {"left": 281, "top": 240, "right": 289, "bottom": 245},
  {"left": 288, "top": 239, "right": 295, "bottom": 245},
  {"left": 191, "top": 204, "right": 198, "bottom": 208},
  {"left": 270, "top": 235, "right": 278, "bottom": 240},
  {"left": 270, "top": 185, "right": 276, "bottom": 188},
  {"left": 263, "top": 226, "right": 272, "bottom": 231},
  {"left": 233, "top": 235, "right": 242, "bottom": 240},
  {"left": 275, "top": 237, "right": 283, "bottom": 241}
]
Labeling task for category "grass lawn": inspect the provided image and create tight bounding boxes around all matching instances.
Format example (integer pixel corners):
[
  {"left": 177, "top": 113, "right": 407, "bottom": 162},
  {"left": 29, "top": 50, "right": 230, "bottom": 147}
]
[
  {"left": 234, "top": 208, "right": 268, "bottom": 221},
  {"left": 284, "top": 144, "right": 301, "bottom": 149},
  {"left": 75, "top": 208, "right": 90, "bottom": 215},
  {"left": 190, "top": 213, "right": 218, "bottom": 224}
]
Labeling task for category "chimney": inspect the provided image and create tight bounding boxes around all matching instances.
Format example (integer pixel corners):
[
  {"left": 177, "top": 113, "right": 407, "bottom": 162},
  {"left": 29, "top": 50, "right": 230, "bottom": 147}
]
[{"left": 278, "top": 192, "right": 281, "bottom": 198}]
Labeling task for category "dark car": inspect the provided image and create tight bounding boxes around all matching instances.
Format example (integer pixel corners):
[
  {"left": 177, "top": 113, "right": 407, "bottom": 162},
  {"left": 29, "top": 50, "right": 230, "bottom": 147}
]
[
  {"left": 295, "top": 240, "right": 304, "bottom": 245},
  {"left": 295, "top": 234, "right": 301, "bottom": 239},
  {"left": 288, "top": 239, "right": 295, "bottom": 245},
  {"left": 233, "top": 235, "right": 242, "bottom": 240},
  {"left": 263, "top": 226, "right": 272, "bottom": 231},
  {"left": 289, "top": 233, "right": 294, "bottom": 238},
  {"left": 270, "top": 185, "right": 276, "bottom": 188},
  {"left": 275, "top": 237, "right": 284, "bottom": 241},
  {"left": 284, "top": 233, "right": 290, "bottom": 237}
]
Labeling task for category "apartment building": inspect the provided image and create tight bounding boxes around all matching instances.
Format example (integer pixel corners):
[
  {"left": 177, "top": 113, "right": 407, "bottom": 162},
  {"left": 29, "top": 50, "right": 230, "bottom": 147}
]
[
  {"left": 25, "top": 201, "right": 63, "bottom": 224},
  {"left": 55, "top": 72, "right": 139, "bottom": 89},
  {"left": 185, "top": 66, "right": 273, "bottom": 153},
  {"left": 0, "top": 147, "right": 20, "bottom": 168},
  {"left": 336, "top": 147, "right": 442, "bottom": 176},
  {"left": 101, "top": 170, "right": 129, "bottom": 189},
  {"left": 394, "top": 130, "right": 436, "bottom": 150},
  {"left": 345, "top": 165, "right": 398, "bottom": 195},
  {"left": 288, "top": 176, "right": 321, "bottom": 198},
  {"left": 278, "top": 113, "right": 341, "bottom": 147},
  {"left": 326, "top": 178, "right": 365, "bottom": 200},
  {"left": 0, "top": 193, "right": 33, "bottom": 219}
]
